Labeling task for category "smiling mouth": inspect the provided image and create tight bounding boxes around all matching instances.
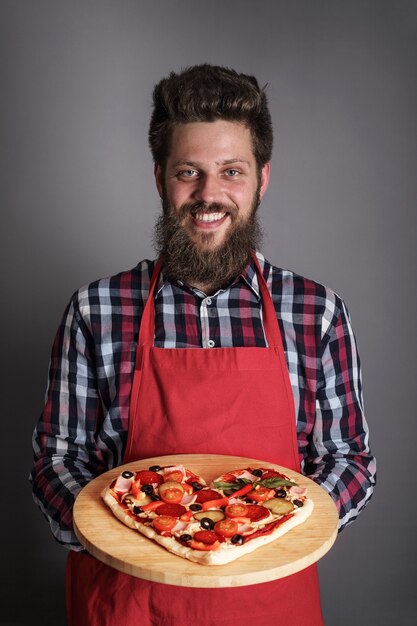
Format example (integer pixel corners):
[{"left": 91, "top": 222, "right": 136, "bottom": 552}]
[{"left": 193, "top": 211, "right": 227, "bottom": 223}]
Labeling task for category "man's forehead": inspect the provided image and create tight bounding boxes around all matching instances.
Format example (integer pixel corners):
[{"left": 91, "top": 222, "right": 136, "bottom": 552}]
[{"left": 166, "top": 120, "right": 256, "bottom": 163}]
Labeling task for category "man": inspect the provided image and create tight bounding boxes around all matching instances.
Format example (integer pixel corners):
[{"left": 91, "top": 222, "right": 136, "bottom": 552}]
[{"left": 31, "top": 64, "right": 376, "bottom": 625}]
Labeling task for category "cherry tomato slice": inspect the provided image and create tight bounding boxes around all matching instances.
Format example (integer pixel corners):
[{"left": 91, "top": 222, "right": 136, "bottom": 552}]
[
  {"left": 153, "top": 515, "right": 177, "bottom": 532},
  {"left": 160, "top": 487, "right": 184, "bottom": 504},
  {"left": 248, "top": 487, "right": 276, "bottom": 503},
  {"left": 214, "top": 519, "right": 238, "bottom": 538},
  {"left": 225, "top": 503, "right": 249, "bottom": 518},
  {"left": 163, "top": 470, "right": 184, "bottom": 483}
]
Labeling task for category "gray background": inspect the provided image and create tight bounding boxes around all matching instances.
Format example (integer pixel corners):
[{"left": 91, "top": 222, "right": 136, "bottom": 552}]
[{"left": 1, "top": 1, "right": 416, "bottom": 625}]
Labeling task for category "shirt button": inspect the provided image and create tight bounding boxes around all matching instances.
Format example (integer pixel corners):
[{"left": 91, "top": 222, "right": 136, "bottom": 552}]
[
  {"left": 207, "top": 339, "right": 215, "bottom": 348},
  {"left": 205, "top": 297, "right": 212, "bottom": 305}
]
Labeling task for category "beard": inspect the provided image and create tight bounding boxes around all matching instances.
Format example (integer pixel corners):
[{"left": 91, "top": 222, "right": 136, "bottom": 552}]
[{"left": 153, "top": 192, "right": 262, "bottom": 293}]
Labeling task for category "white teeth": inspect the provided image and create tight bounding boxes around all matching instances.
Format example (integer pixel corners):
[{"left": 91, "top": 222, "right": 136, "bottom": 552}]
[{"left": 194, "top": 212, "right": 226, "bottom": 222}]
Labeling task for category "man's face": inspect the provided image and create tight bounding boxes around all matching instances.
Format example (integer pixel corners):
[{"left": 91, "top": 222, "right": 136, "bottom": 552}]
[{"left": 155, "top": 120, "right": 270, "bottom": 252}]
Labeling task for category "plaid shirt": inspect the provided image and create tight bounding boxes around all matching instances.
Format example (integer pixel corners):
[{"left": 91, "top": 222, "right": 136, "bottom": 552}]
[{"left": 31, "top": 252, "right": 376, "bottom": 549}]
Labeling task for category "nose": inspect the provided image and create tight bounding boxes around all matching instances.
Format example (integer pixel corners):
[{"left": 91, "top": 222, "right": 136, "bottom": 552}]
[{"left": 192, "top": 174, "right": 223, "bottom": 204}]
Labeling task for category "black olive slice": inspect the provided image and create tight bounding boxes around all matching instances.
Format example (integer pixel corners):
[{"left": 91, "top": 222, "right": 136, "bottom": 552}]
[
  {"left": 231, "top": 534, "right": 244, "bottom": 545},
  {"left": 252, "top": 469, "right": 263, "bottom": 477},
  {"left": 293, "top": 499, "right": 304, "bottom": 507},
  {"left": 133, "top": 506, "right": 143, "bottom": 515},
  {"left": 149, "top": 465, "right": 161, "bottom": 472},
  {"left": 200, "top": 517, "right": 215, "bottom": 530},
  {"left": 122, "top": 471, "right": 134, "bottom": 479},
  {"left": 141, "top": 484, "right": 154, "bottom": 495},
  {"left": 275, "top": 489, "right": 286, "bottom": 498},
  {"left": 180, "top": 534, "right": 192, "bottom": 542},
  {"left": 191, "top": 481, "right": 204, "bottom": 491},
  {"left": 189, "top": 503, "right": 202, "bottom": 512}
]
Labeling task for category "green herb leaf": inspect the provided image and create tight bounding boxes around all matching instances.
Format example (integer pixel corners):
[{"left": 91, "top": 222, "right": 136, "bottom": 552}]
[
  {"left": 213, "top": 478, "right": 252, "bottom": 493},
  {"left": 257, "top": 477, "right": 297, "bottom": 489}
]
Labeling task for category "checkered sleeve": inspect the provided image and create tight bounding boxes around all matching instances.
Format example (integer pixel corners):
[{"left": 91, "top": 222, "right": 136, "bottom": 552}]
[
  {"left": 305, "top": 298, "right": 376, "bottom": 531},
  {"left": 30, "top": 292, "right": 106, "bottom": 550}
]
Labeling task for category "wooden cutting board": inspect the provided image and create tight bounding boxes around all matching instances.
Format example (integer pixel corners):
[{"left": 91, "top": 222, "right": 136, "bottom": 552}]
[{"left": 73, "top": 453, "right": 338, "bottom": 588}]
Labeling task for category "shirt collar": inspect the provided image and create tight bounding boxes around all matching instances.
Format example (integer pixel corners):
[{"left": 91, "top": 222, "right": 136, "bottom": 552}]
[
  {"left": 238, "top": 253, "right": 262, "bottom": 300},
  {"left": 155, "top": 250, "right": 265, "bottom": 301}
]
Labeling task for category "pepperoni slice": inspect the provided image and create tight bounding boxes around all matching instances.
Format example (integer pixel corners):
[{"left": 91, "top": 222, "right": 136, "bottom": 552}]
[
  {"left": 156, "top": 503, "right": 186, "bottom": 518},
  {"left": 243, "top": 514, "right": 294, "bottom": 542},
  {"left": 195, "top": 489, "right": 222, "bottom": 503},
  {"left": 193, "top": 530, "right": 219, "bottom": 545},
  {"left": 135, "top": 470, "right": 163, "bottom": 485},
  {"left": 245, "top": 504, "right": 271, "bottom": 522}
]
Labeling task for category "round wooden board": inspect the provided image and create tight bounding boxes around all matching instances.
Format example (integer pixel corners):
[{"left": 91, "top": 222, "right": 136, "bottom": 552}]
[{"left": 73, "top": 454, "right": 338, "bottom": 588}]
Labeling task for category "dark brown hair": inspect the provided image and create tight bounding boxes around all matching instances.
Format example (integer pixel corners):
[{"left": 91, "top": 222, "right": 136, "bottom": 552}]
[{"left": 148, "top": 64, "right": 273, "bottom": 170}]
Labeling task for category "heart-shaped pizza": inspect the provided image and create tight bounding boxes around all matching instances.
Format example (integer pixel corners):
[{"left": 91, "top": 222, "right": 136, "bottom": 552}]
[{"left": 101, "top": 463, "right": 313, "bottom": 565}]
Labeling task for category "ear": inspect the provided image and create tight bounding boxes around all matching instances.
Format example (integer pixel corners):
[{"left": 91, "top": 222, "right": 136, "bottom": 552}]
[
  {"left": 259, "top": 162, "right": 270, "bottom": 200},
  {"left": 154, "top": 163, "right": 163, "bottom": 198}
]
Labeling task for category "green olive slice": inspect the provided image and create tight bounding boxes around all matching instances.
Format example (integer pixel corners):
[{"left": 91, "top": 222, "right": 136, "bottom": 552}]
[
  {"left": 263, "top": 498, "right": 294, "bottom": 515},
  {"left": 121, "top": 493, "right": 152, "bottom": 507},
  {"left": 193, "top": 510, "right": 225, "bottom": 523}
]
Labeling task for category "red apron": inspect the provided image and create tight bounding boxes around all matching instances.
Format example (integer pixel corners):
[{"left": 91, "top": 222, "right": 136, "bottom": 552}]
[{"left": 67, "top": 255, "right": 323, "bottom": 626}]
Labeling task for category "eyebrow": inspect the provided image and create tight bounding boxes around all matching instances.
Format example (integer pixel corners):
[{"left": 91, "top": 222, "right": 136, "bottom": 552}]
[{"left": 172, "top": 158, "right": 251, "bottom": 168}]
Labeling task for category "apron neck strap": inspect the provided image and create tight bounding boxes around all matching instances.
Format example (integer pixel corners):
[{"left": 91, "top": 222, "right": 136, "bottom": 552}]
[
  {"left": 250, "top": 251, "right": 283, "bottom": 348},
  {"left": 138, "top": 257, "right": 163, "bottom": 347},
  {"left": 138, "top": 253, "right": 283, "bottom": 348}
]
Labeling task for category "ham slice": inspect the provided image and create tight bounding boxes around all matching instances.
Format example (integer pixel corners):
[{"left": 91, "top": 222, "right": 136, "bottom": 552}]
[
  {"left": 113, "top": 475, "right": 134, "bottom": 494},
  {"left": 162, "top": 465, "right": 187, "bottom": 481},
  {"left": 232, "top": 470, "right": 259, "bottom": 482}
]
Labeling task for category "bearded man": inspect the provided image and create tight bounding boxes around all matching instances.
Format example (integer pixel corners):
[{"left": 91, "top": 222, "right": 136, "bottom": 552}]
[{"left": 31, "top": 64, "right": 376, "bottom": 626}]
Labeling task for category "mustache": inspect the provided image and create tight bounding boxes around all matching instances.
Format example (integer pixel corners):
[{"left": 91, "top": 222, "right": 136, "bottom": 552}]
[{"left": 175, "top": 202, "right": 239, "bottom": 220}]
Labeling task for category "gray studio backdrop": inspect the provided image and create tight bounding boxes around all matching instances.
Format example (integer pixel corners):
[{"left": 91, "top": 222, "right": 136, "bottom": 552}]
[{"left": 2, "top": 1, "right": 416, "bottom": 625}]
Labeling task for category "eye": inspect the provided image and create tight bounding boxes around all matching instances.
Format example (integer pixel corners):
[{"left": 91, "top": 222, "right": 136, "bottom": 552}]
[
  {"left": 224, "top": 169, "right": 240, "bottom": 177},
  {"left": 177, "top": 169, "right": 199, "bottom": 179}
]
